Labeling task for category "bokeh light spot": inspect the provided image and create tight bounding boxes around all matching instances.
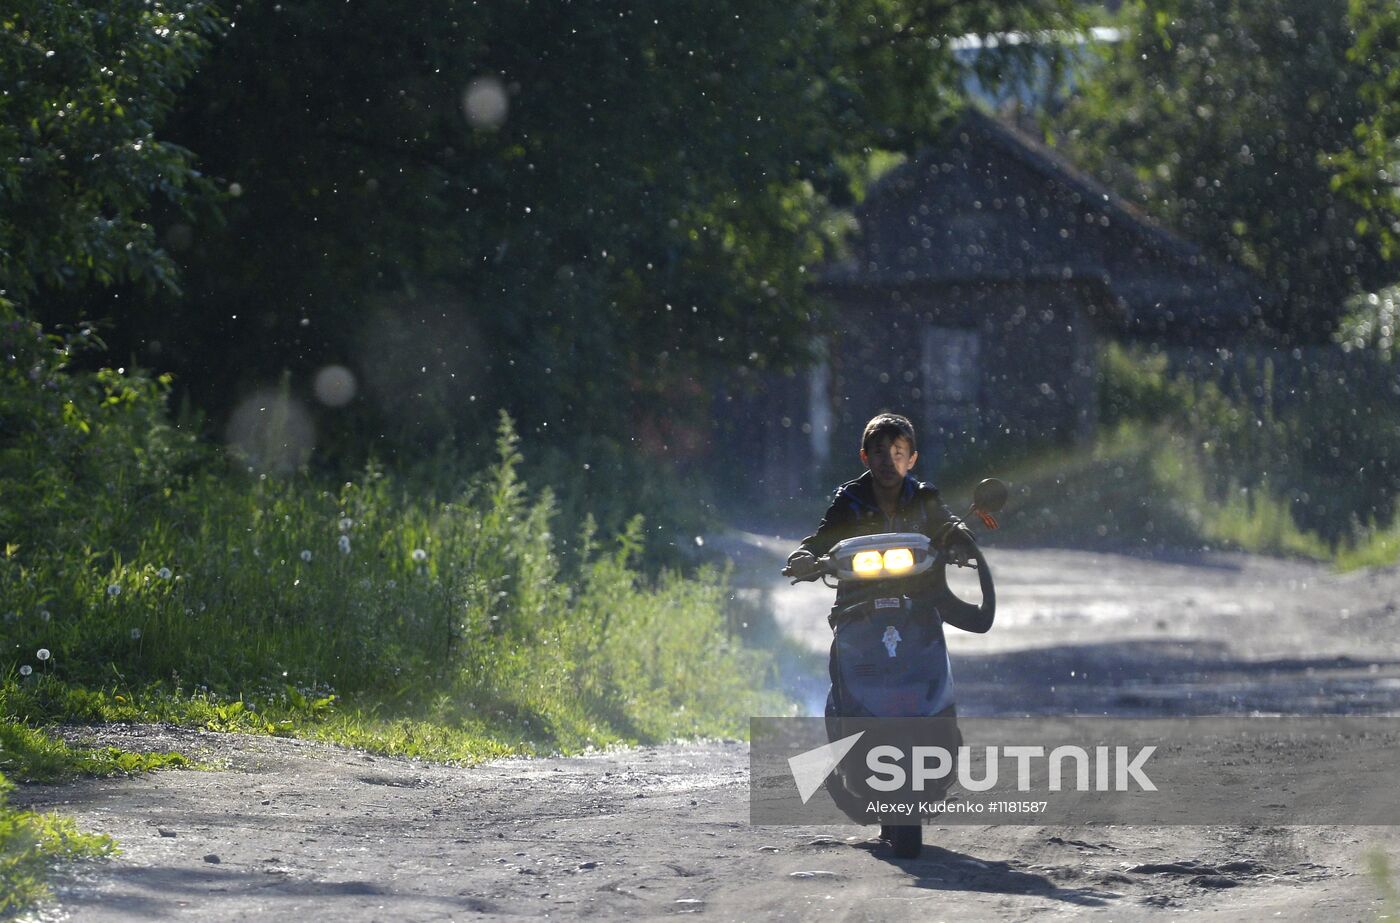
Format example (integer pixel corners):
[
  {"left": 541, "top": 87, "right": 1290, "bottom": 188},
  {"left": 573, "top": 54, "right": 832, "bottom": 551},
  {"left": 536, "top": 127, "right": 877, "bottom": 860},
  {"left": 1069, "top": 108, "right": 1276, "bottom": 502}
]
[
  {"left": 462, "top": 77, "right": 508, "bottom": 129},
  {"left": 225, "top": 390, "right": 315, "bottom": 473},
  {"left": 314, "top": 365, "right": 357, "bottom": 407}
]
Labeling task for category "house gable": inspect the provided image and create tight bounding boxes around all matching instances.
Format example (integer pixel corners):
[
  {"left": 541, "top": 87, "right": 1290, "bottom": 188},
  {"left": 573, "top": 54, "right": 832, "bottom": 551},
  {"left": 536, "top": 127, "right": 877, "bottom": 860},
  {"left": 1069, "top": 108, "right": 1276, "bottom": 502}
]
[{"left": 822, "top": 111, "right": 1272, "bottom": 343}]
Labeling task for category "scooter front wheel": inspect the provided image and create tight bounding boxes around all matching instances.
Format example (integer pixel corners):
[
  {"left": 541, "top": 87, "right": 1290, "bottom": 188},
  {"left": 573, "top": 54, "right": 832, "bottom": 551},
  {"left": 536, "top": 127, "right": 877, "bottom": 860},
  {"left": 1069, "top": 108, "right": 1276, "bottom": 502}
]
[{"left": 891, "top": 824, "right": 922, "bottom": 859}]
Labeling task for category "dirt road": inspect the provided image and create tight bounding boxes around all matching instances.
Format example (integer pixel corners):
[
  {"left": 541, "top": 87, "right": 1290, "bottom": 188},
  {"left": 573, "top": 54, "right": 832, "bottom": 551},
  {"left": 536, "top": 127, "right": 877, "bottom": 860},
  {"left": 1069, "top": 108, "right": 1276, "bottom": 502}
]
[{"left": 17, "top": 541, "right": 1400, "bottom": 921}]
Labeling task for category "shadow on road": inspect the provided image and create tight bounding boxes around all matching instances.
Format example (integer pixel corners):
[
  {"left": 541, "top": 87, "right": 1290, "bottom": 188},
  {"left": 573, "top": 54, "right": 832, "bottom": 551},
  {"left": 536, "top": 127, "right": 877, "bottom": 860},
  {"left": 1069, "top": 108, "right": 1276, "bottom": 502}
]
[
  {"left": 52, "top": 864, "right": 495, "bottom": 917},
  {"left": 956, "top": 639, "right": 1400, "bottom": 716},
  {"left": 852, "top": 839, "right": 1119, "bottom": 907}
]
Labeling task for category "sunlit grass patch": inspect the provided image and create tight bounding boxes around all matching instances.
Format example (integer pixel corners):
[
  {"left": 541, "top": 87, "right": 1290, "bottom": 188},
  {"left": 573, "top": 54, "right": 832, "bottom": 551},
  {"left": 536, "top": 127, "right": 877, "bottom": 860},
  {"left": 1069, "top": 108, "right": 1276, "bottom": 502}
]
[
  {"left": 955, "top": 423, "right": 1334, "bottom": 561},
  {"left": 2, "top": 412, "right": 787, "bottom": 763},
  {"left": 0, "top": 720, "right": 191, "bottom": 783},
  {"left": 1370, "top": 849, "right": 1400, "bottom": 922},
  {"left": 1335, "top": 522, "right": 1400, "bottom": 572},
  {"left": 0, "top": 773, "right": 115, "bottom": 916},
  {"left": 1, "top": 673, "right": 770, "bottom": 766}
]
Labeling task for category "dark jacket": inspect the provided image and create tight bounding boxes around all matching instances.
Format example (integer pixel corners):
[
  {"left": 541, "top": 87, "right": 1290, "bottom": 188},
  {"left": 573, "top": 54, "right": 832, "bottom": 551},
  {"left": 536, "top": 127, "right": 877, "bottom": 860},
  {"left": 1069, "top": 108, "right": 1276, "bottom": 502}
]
[
  {"left": 790, "top": 471, "right": 984, "bottom": 626},
  {"left": 792, "top": 470, "right": 965, "bottom": 561}
]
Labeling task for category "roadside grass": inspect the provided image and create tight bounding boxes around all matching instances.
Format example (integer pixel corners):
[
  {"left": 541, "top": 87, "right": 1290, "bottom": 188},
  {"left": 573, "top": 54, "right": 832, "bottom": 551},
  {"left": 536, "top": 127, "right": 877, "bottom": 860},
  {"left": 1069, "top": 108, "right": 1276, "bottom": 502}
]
[
  {"left": 0, "top": 440, "right": 782, "bottom": 916},
  {"left": 1, "top": 312, "right": 789, "bottom": 915},
  {"left": 946, "top": 341, "right": 1400, "bottom": 570},
  {"left": 0, "top": 711, "right": 188, "bottom": 916},
  {"left": 0, "top": 720, "right": 190, "bottom": 783},
  {"left": 952, "top": 424, "right": 1339, "bottom": 562},
  {"left": 2, "top": 411, "right": 785, "bottom": 749},
  {"left": 1335, "top": 522, "right": 1400, "bottom": 572},
  {"left": 0, "top": 774, "right": 115, "bottom": 917},
  {"left": 1370, "top": 850, "right": 1400, "bottom": 922}
]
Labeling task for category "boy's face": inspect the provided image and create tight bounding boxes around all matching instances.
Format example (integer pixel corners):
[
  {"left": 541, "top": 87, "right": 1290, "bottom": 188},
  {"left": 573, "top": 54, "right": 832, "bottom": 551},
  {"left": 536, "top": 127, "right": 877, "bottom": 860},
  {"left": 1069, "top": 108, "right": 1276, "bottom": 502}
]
[{"left": 860, "top": 434, "right": 918, "bottom": 490}]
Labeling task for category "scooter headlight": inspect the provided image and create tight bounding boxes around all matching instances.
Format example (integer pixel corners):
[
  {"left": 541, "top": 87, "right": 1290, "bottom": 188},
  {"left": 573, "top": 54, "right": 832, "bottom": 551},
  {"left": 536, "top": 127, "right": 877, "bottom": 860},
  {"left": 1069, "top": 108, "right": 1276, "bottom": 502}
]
[
  {"left": 852, "top": 550, "right": 884, "bottom": 576},
  {"left": 827, "top": 533, "right": 933, "bottom": 581},
  {"left": 882, "top": 547, "right": 915, "bottom": 574}
]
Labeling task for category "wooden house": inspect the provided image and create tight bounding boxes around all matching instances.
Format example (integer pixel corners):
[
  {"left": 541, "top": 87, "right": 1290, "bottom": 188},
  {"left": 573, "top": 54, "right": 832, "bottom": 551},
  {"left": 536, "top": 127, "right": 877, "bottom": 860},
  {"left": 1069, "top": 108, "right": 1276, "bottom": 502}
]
[{"left": 718, "top": 110, "right": 1272, "bottom": 502}]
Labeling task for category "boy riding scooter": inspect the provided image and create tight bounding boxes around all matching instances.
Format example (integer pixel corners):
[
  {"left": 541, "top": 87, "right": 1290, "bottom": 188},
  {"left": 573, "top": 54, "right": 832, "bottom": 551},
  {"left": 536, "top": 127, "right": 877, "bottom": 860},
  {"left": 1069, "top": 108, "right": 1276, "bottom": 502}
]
[{"left": 782, "top": 413, "right": 1000, "bottom": 857}]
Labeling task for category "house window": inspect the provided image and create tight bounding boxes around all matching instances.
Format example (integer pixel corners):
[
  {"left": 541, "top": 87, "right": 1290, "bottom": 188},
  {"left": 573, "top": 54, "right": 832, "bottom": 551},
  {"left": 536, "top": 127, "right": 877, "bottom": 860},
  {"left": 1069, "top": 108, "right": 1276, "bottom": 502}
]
[{"left": 921, "top": 327, "right": 981, "bottom": 439}]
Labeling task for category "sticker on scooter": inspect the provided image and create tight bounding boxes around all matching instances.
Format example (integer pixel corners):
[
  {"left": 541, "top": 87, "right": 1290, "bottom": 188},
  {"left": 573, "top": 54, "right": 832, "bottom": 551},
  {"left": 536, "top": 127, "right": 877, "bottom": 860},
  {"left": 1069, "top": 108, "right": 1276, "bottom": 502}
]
[
  {"left": 882, "top": 626, "right": 902, "bottom": 658},
  {"left": 875, "top": 597, "right": 900, "bottom": 609}
]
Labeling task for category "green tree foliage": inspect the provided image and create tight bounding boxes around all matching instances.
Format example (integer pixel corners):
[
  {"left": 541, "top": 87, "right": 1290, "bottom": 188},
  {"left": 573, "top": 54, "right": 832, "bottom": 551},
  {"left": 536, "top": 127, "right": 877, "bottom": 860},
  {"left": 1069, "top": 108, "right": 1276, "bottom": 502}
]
[
  {"left": 90, "top": 0, "right": 1075, "bottom": 456},
  {"left": 0, "top": 301, "right": 203, "bottom": 559},
  {"left": 1330, "top": 0, "right": 1400, "bottom": 260},
  {"left": 0, "top": 2, "right": 221, "bottom": 304},
  {"left": 1053, "top": 0, "right": 1386, "bottom": 342}
]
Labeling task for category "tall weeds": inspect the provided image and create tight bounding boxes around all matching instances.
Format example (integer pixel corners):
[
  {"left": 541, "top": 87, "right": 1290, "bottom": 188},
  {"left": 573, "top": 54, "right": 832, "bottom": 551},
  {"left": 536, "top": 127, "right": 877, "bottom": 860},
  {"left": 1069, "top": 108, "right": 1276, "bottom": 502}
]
[
  {"left": 1, "top": 306, "right": 780, "bottom": 746},
  {"left": 989, "top": 342, "right": 1397, "bottom": 564}
]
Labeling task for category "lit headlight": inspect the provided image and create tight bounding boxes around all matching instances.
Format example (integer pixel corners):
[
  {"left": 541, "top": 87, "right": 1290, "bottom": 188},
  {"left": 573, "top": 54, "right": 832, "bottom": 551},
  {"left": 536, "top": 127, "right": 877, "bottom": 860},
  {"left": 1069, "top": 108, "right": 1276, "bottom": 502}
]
[
  {"left": 827, "top": 533, "right": 934, "bottom": 581},
  {"left": 852, "top": 550, "right": 884, "bottom": 575},
  {"left": 882, "top": 547, "right": 915, "bottom": 573}
]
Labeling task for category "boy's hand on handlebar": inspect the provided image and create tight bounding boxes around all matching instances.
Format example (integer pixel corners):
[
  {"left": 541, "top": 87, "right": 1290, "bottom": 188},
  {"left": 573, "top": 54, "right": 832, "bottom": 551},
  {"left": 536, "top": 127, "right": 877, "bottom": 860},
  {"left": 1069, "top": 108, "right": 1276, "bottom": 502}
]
[
  {"left": 782, "top": 551, "right": 822, "bottom": 581},
  {"left": 943, "top": 524, "right": 978, "bottom": 567}
]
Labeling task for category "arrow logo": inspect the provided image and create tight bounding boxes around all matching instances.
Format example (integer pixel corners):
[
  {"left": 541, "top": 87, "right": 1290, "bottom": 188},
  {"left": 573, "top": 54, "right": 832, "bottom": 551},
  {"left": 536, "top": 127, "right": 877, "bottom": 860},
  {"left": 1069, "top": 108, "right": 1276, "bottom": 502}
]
[{"left": 787, "top": 732, "right": 865, "bottom": 804}]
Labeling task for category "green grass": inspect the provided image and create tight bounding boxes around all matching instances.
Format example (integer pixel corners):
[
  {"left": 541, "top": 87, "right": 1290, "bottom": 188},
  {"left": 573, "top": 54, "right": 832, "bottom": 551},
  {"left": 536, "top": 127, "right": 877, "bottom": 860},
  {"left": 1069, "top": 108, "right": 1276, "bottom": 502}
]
[
  {"left": 0, "top": 773, "right": 115, "bottom": 917},
  {"left": 941, "top": 339, "right": 1400, "bottom": 569},
  {"left": 0, "top": 721, "right": 190, "bottom": 783},
  {"left": 1335, "top": 521, "right": 1400, "bottom": 572},
  {"left": 0, "top": 717, "right": 188, "bottom": 916},
  {"left": 1370, "top": 850, "right": 1400, "bottom": 922},
  {"left": 950, "top": 424, "right": 1337, "bottom": 562},
  {"left": 2, "top": 413, "right": 786, "bottom": 744},
  {"left": 1, "top": 322, "right": 791, "bottom": 914}
]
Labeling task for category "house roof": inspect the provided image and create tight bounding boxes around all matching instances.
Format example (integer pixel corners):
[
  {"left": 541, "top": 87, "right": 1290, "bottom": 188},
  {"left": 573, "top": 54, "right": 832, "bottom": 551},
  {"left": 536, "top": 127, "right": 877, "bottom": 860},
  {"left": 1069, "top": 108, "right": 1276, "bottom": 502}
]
[{"left": 819, "top": 110, "right": 1274, "bottom": 340}]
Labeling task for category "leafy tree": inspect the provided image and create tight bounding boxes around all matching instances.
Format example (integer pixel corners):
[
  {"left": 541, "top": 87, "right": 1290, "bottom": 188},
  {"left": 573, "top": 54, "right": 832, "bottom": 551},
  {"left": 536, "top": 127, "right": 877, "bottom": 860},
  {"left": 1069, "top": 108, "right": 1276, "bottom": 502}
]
[
  {"left": 0, "top": 3, "right": 217, "bottom": 552},
  {"left": 0, "top": 1, "right": 221, "bottom": 306},
  {"left": 70, "top": 0, "right": 1076, "bottom": 460},
  {"left": 1330, "top": 0, "right": 1400, "bottom": 261},
  {"left": 1052, "top": 0, "right": 1387, "bottom": 342}
]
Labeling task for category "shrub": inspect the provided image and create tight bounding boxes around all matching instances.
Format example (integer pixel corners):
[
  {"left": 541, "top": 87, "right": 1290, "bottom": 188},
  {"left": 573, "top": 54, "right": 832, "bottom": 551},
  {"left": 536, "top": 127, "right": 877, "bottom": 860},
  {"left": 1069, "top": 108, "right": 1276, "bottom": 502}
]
[{"left": 2, "top": 309, "right": 781, "bottom": 744}]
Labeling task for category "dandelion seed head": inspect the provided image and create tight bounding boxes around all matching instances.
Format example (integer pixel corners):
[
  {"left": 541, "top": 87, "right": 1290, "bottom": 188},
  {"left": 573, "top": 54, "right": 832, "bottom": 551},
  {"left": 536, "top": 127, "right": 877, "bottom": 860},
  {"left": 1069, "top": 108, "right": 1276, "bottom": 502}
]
[
  {"left": 300, "top": 549, "right": 313, "bottom": 562},
  {"left": 39, "top": 610, "right": 51, "bottom": 622},
  {"left": 386, "top": 579, "right": 397, "bottom": 589},
  {"left": 339, "top": 517, "right": 353, "bottom": 532},
  {"left": 157, "top": 567, "right": 173, "bottom": 579},
  {"left": 36, "top": 648, "right": 50, "bottom": 661},
  {"left": 19, "top": 665, "right": 31, "bottom": 677},
  {"left": 338, "top": 535, "right": 352, "bottom": 554},
  {"left": 411, "top": 548, "right": 428, "bottom": 563},
  {"left": 107, "top": 584, "right": 122, "bottom": 597},
  {"left": 130, "top": 628, "right": 141, "bottom": 640}
]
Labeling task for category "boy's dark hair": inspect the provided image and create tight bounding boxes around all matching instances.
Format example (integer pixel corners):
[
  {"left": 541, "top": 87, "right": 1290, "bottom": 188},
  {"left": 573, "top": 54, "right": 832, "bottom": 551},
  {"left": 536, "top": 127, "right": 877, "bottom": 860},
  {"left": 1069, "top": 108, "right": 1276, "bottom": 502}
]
[{"left": 861, "top": 413, "right": 916, "bottom": 454}]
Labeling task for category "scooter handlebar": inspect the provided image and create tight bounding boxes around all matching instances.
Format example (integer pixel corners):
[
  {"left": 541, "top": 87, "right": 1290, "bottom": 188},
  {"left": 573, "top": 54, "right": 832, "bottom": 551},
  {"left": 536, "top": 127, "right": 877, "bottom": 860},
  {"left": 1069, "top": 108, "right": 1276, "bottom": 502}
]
[{"left": 782, "top": 556, "right": 831, "bottom": 583}]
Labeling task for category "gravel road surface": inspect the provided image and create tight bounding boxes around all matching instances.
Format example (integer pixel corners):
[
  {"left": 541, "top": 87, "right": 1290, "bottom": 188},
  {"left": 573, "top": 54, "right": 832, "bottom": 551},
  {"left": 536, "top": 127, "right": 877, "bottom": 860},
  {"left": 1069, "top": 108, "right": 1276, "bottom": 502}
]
[{"left": 17, "top": 539, "right": 1400, "bottom": 921}]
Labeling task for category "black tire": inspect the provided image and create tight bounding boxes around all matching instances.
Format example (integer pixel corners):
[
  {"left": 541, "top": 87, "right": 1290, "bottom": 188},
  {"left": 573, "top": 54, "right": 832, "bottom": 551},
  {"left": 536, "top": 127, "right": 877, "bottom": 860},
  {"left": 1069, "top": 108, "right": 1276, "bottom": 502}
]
[{"left": 891, "top": 824, "right": 922, "bottom": 859}]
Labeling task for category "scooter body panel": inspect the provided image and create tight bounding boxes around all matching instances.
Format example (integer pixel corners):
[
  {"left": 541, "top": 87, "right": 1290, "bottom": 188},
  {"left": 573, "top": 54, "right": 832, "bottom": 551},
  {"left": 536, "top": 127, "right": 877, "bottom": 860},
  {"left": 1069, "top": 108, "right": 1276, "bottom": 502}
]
[{"left": 829, "top": 596, "right": 954, "bottom": 718}]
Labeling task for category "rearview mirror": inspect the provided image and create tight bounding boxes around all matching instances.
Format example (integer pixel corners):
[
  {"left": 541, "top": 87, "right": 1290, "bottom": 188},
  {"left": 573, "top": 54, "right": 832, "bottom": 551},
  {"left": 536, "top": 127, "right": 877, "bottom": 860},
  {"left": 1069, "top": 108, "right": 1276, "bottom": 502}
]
[{"left": 972, "top": 477, "right": 1008, "bottom": 514}]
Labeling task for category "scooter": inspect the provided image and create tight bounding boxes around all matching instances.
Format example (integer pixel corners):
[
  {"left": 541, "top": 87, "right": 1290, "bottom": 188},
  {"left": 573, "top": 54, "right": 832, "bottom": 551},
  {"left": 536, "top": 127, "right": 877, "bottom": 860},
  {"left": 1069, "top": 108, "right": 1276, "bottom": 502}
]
[{"left": 784, "top": 478, "right": 1006, "bottom": 859}]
